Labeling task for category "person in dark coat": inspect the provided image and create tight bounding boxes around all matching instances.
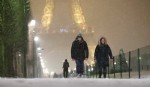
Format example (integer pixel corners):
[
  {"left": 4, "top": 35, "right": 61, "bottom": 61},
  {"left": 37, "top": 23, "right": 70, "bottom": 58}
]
[
  {"left": 94, "top": 37, "right": 113, "bottom": 78},
  {"left": 71, "top": 34, "right": 89, "bottom": 77},
  {"left": 63, "top": 59, "right": 69, "bottom": 78}
]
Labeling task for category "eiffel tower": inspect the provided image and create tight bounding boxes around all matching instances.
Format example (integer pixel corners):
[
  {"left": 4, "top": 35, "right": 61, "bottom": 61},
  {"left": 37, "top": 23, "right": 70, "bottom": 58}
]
[
  {"left": 41, "top": 0, "right": 95, "bottom": 34},
  {"left": 38, "top": 0, "right": 97, "bottom": 73}
]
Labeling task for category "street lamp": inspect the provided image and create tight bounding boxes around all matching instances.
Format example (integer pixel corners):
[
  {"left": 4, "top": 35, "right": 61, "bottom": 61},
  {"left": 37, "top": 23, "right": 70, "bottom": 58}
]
[
  {"left": 34, "top": 36, "right": 39, "bottom": 42},
  {"left": 18, "top": 53, "right": 21, "bottom": 57},
  {"left": 39, "top": 56, "right": 42, "bottom": 59},
  {"left": 37, "top": 47, "right": 42, "bottom": 51},
  {"left": 31, "top": 20, "right": 36, "bottom": 26},
  {"left": 37, "top": 47, "right": 44, "bottom": 51},
  {"left": 27, "top": 19, "right": 37, "bottom": 78},
  {"left": 68, "top": 69, "right": 71, "bottom": 73},
  {"left": 33, "top": 35, "right": 39, "bottom": 77},
  {"left": 29, "top": 20, "right": 36, "bottom": 27},
  {"left": 38, "top": 52, "right": 42, "bottom": 56},
  {"left": 91, "top": 67, "right": 94, "bottom": 71},
  {"left": 50, "top": 71, "right": 55, "bottom": 78},
  {"left": 88, "top": 68, "right": 91, "bottom": 78},
  {"left": 28, "top": 20, "right": 36, "bottom": 30}
]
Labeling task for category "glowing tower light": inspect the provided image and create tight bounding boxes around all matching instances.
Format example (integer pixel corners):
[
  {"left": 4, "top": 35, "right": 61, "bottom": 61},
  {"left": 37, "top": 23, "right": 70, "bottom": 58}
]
[
  {"left": 41, "top": 0, "right": 54, "bottom": 31},
  {"left": 72, "top": 0, "right": 88, "bottom": 31}
]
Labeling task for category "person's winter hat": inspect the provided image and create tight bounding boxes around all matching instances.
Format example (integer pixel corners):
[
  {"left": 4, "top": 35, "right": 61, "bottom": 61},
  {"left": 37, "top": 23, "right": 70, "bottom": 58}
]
[{"left": 77, "top": 33, "right": 82, "bottom": 37}]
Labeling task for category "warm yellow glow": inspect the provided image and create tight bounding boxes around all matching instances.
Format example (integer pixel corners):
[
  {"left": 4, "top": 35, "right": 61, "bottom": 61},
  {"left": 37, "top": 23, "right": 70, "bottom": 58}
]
[
  {"left": 41, "top": 0, "right": 54, "bottom": 31},
  {"left": 43, "top": 68, "right": 49, "bottom": 74},
  {"left": 88, "top": 46, "right": 96, "bottom": 65},
  {"left": 72, "top": 0, "right": 87, "bottom": 30},
  {"left": 91, "top": 60, "right": 95, "bottom": 65},
  {"left": 89, "top": 46, "right": 95, "bottom": 58}
]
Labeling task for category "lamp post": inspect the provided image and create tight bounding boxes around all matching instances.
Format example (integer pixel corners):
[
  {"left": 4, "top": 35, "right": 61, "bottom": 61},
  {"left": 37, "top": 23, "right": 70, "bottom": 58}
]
[
  {"left": 33, "top": 36, "right": 39, "bottom": 77},
  {"left": 27, "top": 19, "right": 36, "bottom": 78},
  {"left": 36, "top": 47, "right": 44, "bottom": 78}
]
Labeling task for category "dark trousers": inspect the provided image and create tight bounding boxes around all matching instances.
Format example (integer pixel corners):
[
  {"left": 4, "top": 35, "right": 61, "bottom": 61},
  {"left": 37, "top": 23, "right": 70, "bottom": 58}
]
[
  {"left": 98, "top": 66, "right": 107, "bottom": 78},
  {"left": 75, "top": 59, "right": 84, "bottom": 75},
  {"left": 63, "top": 68, "right": 68, "bottom": 78}
]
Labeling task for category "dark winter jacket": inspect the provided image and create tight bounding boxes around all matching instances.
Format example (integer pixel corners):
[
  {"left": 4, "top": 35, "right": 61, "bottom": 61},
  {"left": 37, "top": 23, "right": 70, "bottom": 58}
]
[
  {"left": 63, "top": 61, "right": 69, "bottom": 69},
  {"left": 71, "top": 37, "right": 89, "bottom": 60},
  {"left": 94, "top": 44, "right": 113, "bottom": 67}
]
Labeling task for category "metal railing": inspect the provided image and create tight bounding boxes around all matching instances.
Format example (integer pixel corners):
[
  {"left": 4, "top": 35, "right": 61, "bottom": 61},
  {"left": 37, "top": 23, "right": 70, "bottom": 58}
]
[{"left": 84, "top": 45, "right": 150, "bottom": 79}]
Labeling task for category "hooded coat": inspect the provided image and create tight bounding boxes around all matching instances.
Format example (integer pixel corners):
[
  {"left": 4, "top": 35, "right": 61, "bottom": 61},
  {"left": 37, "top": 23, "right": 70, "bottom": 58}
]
[
  {"left": 71, "top": 35, "right": 89, "bottom": 60},
  {"left": 94, "top": 44, "right": 113, "bottom": 67}
]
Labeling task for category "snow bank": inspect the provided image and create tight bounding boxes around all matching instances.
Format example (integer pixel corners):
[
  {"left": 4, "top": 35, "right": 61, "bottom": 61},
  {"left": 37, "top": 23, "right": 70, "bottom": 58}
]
[{"left": 0, "top": 78, "right": 150, "bottom": 87}]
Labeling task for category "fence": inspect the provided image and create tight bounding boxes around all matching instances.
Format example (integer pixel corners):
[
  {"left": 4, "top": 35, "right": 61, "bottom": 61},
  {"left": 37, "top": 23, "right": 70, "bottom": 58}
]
[{"left": 83, "top": 45, "right": 150, "bottom": 79}]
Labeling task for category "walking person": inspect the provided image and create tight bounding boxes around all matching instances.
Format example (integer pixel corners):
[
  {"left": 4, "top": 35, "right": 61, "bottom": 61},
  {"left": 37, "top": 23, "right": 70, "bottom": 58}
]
[
  {"left": 94, "top": 37, "right": 113, "bottom": 78},
  {"left": 63, "top": 59, "right": 69, "bottom": 78},
  {"left": 71, "top": 34, "right": 89, "bottom": 77}
]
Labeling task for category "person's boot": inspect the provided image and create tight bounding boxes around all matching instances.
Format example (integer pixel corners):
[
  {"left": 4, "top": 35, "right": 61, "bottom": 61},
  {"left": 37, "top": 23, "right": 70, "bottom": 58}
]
[
  {"left": 99, "top": 73, "right": 102, "bottom": 78},
  {"left": 98, "top": 71, "right": 102, "bottom": 78},
  {"left": 103, "top": 73, "right": 106, "bottom": 78}
]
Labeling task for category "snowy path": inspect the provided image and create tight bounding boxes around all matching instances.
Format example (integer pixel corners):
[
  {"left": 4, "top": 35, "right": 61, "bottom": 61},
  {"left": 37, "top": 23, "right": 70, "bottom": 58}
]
[{"left": 0, "top": 78, "right": 150, "bottom": 87}]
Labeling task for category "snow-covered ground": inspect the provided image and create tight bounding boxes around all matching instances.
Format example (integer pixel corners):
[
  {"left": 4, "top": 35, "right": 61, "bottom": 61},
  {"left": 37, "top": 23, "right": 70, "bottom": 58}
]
[{"left": 0, "top": 78, "right": 150, "bottom": 87}]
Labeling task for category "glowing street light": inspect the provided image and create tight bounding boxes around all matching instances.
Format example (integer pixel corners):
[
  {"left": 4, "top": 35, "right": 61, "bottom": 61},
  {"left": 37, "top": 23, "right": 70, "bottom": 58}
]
[
  {"left": 43, "top": 68, "right": 49, "bottom": 74},
  {"left": 91, "top": 68, "right": 94, "bottom": 71},
  {"left": 30, "top": 20, "right": 36, "bottom": 26},
  {"left": 50, "top": 71, "right": 55, "bottom": 78},
  {"left": 50, "top": 72, "right": 54, "bottom": 75},
  {"left": 92, "top": 30, "right": 95, "bottom": 33},
  {"left": 38, "top": 52, "right": 42, "bottom": 56},
  {"left": 68, "top": 69, "right": 71, "bottom": 73},
  {"left": 34, "top": 36, "right": 39, "bottom": 42},
  {"left": 39, "top": 56, "right": 42, "bottom": 59},
  {"left": 74, "top": 68, "right": 76, "bottom": 71},
  {"left": 18, "top": 53, "right": 21, "bottom": 57},
  {"left": 37, "top": 47, "right": 42, "bottom": 51},
  {"left": 28, "top": 20, "right": 36, "bottom": 28}
]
